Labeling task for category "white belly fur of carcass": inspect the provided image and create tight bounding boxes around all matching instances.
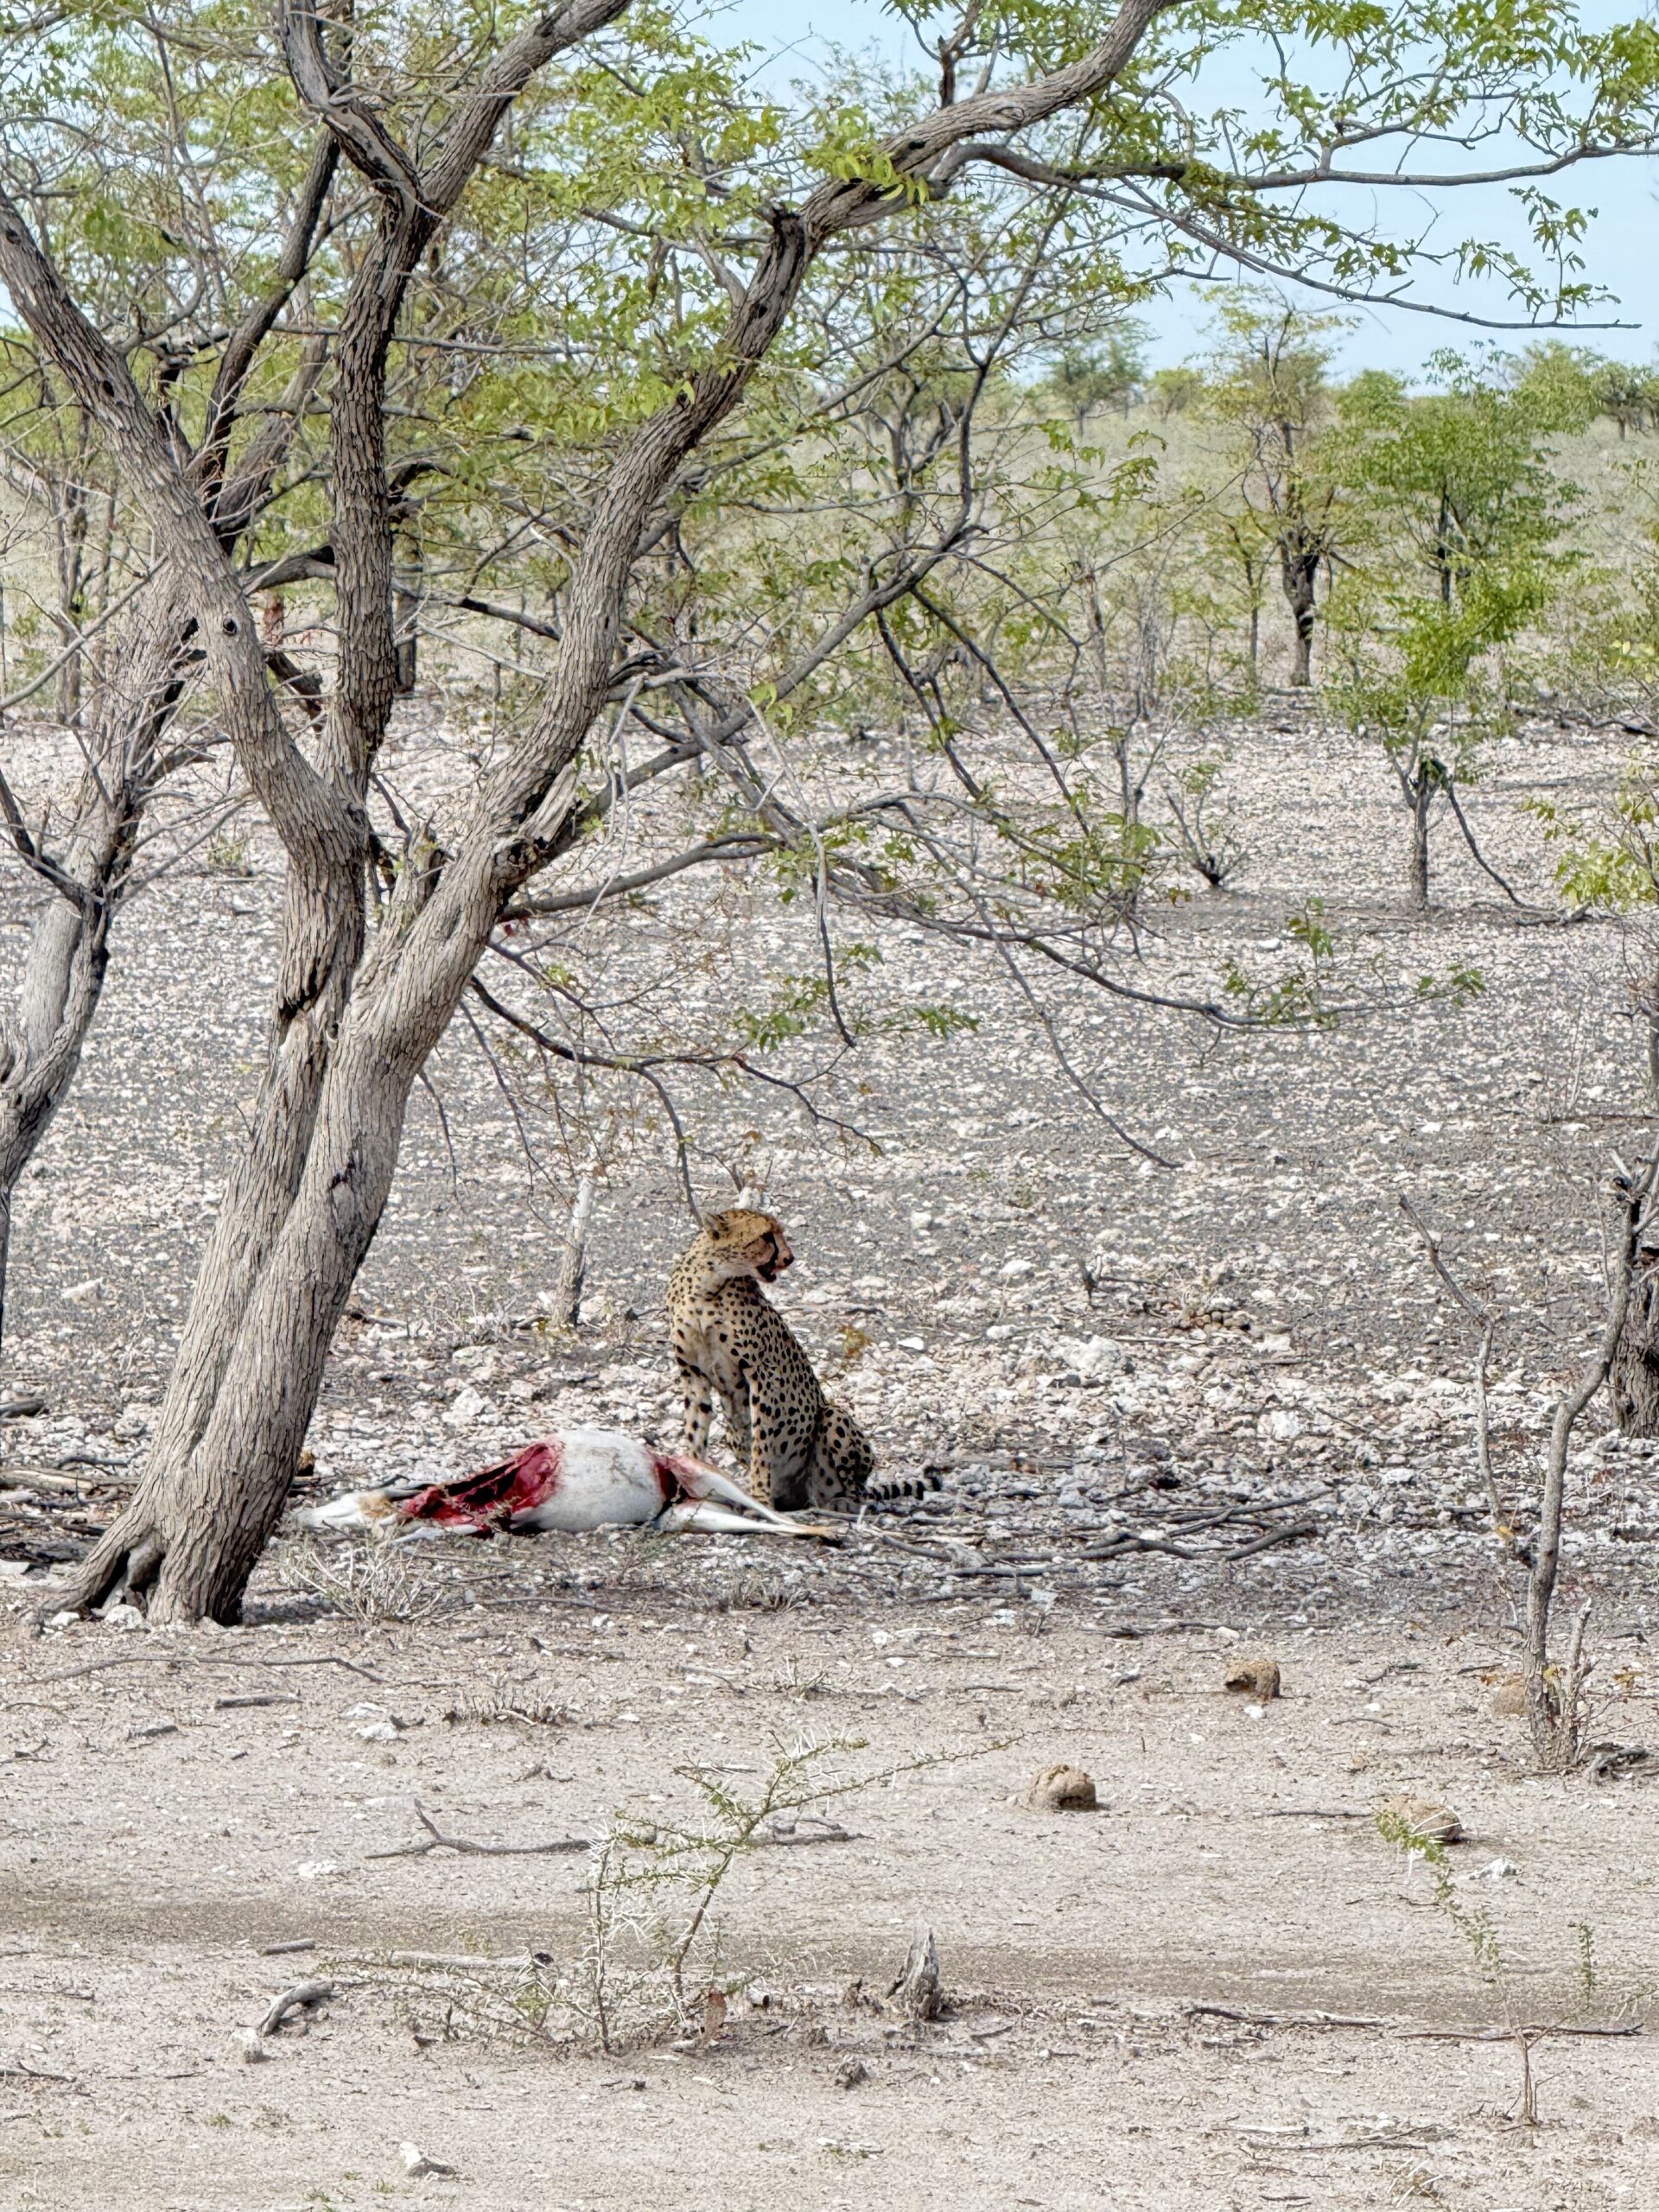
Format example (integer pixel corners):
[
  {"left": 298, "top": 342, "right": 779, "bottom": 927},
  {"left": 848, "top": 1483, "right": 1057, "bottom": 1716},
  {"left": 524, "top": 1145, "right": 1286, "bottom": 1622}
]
[{"left": 505, "top": 1427, "right": 665, "bottom": 1530}]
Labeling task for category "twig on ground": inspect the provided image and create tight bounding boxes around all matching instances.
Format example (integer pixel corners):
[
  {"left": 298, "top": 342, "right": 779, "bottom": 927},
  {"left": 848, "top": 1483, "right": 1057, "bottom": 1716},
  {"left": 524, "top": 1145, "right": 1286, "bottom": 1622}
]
[
  {"left": 754, "top": 1815, "right": 858, "bottom": 1847},
  {"left": 1255, "top": 1808, "right": 1370, "bottom": 1821},
  {"left": 380, "top": 1949, "right": 538, "bottom": 1970},
  {"left": 365, "top": 1800, "right": 592, "bottom": 1860},
  {"left": 35, "top": 1654, "right": 182, "bottom": 1684},
  {"left": 1224, "top": 1517, "right": 1319, "bottom": 1561},
  {"left": 1397, "top": 2020, "right": 1644, "bottom": 2041},
  {"left": 1186, "top": 2003, "right": 1386, "bottom": 2028}
]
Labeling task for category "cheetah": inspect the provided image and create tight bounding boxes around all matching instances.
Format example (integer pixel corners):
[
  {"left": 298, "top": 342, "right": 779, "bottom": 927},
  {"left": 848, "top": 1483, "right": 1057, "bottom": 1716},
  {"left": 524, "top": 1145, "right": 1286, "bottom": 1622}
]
[{"left": 666, "top": 1209, "right": 874, "bottom": 1513}]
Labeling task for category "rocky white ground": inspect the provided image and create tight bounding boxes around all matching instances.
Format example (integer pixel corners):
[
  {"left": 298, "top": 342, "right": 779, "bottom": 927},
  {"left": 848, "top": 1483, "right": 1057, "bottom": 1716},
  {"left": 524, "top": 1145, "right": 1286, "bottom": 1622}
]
[{"left": 3, "top": 696, "right": 1659, "bottom": 2208}]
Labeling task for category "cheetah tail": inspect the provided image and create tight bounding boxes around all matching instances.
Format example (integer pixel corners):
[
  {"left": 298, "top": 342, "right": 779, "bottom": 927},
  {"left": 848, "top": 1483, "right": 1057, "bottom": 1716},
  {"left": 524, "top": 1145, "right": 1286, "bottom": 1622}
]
[{"left": 862, "top": 1468, "right": 944, "bottom": 1510}]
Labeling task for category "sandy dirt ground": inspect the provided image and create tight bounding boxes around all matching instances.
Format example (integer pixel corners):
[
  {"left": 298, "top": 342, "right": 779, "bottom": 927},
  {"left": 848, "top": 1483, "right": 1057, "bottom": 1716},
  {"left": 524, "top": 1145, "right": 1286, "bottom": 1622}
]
[{"left": 5, "top": 1592, "right": 1659, "bottom": 2212}]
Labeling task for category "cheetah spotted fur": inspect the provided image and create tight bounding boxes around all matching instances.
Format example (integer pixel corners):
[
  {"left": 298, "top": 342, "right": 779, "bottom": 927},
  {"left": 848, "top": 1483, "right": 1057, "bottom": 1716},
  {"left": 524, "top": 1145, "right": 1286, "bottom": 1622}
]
[{"left": 665, "top": 1209, "right": 874, "bottom": 1513}]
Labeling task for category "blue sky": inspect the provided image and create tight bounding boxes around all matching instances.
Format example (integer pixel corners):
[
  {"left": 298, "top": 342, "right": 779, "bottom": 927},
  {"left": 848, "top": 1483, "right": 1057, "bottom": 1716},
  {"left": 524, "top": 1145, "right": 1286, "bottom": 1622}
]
[{"left": 690, "top": 0, "right": 1659, "bottom": 378}]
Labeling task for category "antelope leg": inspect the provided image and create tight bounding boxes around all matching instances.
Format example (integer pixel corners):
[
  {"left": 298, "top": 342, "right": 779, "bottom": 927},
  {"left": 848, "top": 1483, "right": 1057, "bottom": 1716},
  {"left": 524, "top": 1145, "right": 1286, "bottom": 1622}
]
[{"left": 655, "top": 1502, "right": 841, "bottom": 1541}]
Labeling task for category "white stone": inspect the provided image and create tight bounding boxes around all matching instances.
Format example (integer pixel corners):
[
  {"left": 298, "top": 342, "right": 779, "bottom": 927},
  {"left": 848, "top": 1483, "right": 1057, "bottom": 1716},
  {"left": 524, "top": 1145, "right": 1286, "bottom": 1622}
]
[
  {"left": 1053, "top": 1335, "right": 1124, "bottom": 1382},
  {"left": 442, "top": 1385, "right": 490, "bottom": 1429}
]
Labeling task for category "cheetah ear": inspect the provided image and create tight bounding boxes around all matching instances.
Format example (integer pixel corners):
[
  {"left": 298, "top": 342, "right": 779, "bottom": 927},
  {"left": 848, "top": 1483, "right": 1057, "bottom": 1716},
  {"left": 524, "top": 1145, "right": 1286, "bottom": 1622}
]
[{"left": 701, "top": 1209, "right": 734, "bottom": 1239}]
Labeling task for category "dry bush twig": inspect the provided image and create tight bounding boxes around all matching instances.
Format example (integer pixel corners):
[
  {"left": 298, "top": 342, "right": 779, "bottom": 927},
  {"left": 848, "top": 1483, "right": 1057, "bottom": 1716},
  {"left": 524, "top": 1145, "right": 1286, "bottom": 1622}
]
[
  {"left": 1404, "top": 1142, "right": 1659, "bottom": 1771},
  {"left": 274, "top": 1535, "right": 445, "bottom": 1626}
]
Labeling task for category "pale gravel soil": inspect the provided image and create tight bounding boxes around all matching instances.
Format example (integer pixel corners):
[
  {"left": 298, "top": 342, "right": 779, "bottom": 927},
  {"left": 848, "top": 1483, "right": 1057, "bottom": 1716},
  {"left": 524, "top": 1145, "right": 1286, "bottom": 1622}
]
[
  {"left": 4, "top": 1611, "right": 1659, "bottom": 2210},
  {"left": 3, "top": 700, "right": 1659, "bottom": 2206}
]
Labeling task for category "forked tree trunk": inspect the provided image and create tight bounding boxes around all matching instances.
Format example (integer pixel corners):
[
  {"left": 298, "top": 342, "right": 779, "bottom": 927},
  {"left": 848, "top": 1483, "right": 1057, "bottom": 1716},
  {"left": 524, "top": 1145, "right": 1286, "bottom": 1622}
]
[
  {"left": 0, "top": 623, "right": 179, "bottom": 1369},
  {"left": 72, "top": 870, "right": 464, "bottom": 1619}
]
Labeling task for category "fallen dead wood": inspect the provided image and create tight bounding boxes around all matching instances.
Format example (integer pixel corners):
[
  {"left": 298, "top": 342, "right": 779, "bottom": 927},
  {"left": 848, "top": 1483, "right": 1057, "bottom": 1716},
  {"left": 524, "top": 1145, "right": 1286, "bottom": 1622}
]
[
  {"left": 1189, "top": 2003, "right": 1644, "bottom": 2041},
  {"left": 1396, "top": 2020, "right": 1645, "bottom": 2041},
  {"left": 1275, "top": 2134, "right": 1447, "bottom": 2153},
  {"left": 1255, "top": 1808, "right": 1370, "bottom": 1821},
  {"left": 35, "top": 1649, "right": 384, "bottom": 1687},
  {"left": 1224, "top": 1516, "right": 1319, "bottom": 1562},
  {"left": 365, "top": 1800, "right": 592, "bottom": 1861},
  {"left": 257, "top": 1978, "right": 334, "bottom": 2035},
  {"left": 1187, "top": 2004, "right": 1385, "bottom": 2030},
  {"left": 887, "top": 1923, "right": 944, "bottom": 2022},
  {"left": 35, "top": 1654, "right": 183, "bottom": 1685},
  {"left": 213, "top": 1692, "right": 301, "bottom": 1710},
  {"left": 0, "top": 1465, "right": 135, "bottom": 1493},
  {"left": 381, "top": 1949, "right": 538, "bottom": 1971}
]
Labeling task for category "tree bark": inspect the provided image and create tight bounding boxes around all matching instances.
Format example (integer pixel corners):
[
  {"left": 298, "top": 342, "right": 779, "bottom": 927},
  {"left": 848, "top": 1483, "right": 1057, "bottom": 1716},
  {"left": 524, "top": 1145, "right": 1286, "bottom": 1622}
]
[
  {"left": 1408, "top": 772, "right": 1432, "bottom": 910},
  {"left": 1611, "top": 1253, "right": 1659, "bottom": 1435},
  {"left": 1280, "top": 541, "right": 1317, "bottom": 687},
  {"left": 0, "top": 582, "right": 200, "bottom": 1371}
]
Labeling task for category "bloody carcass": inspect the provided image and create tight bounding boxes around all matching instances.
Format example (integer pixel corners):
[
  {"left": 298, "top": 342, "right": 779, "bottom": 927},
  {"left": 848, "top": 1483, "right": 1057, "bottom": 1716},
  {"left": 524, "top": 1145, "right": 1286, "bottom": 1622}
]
[{"left": 302, "top": 1427, "right": 839, "bottom": 1540}]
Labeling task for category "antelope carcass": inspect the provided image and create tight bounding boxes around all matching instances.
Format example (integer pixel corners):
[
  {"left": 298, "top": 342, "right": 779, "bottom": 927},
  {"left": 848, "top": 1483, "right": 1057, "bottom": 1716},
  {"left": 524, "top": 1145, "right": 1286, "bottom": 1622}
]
[{"left": 302, "top": 1427, "right": 840, "bottom": 1541}]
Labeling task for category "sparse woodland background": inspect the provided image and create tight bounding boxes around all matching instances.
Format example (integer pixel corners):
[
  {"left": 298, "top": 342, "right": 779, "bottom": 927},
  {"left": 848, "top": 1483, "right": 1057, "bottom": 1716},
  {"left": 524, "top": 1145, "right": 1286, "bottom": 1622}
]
[{"left": 5, "top": 0, "right": 1659, "bottom": 1662}]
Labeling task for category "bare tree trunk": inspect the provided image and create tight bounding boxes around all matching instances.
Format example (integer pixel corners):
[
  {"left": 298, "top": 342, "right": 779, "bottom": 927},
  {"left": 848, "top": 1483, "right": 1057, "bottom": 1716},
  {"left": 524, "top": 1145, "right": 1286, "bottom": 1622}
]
[
  {"left": 554, "top": 1166, "right": 599, "bottom": 1331},
  {"left": 1408, "top": 773, "right": 1432, "bottom": 910},
  {"left": 74, "top": 830, "right": 500, "bottom": 1619},
  {"left": 0, "top": 147, "right": 334, "bottom": 1382},
  {"left": 53, "top": 464, "right": 89, "bottom": 723},
  {"left": 79, "top": 1025, "right": 426, "bottom": 1618},
  {"left": 0, "top": 1186, "right": 11, "bottom": 1363},
  {"left": 1280, "top": 546, "right": 1317, "bottom": 687},
  {"left": 1526, "top": 1151, "right": 1659, "bottom": 1768},
  {"left": 1610, "top": 1253, "right": 1659, "bottom": 1434}
]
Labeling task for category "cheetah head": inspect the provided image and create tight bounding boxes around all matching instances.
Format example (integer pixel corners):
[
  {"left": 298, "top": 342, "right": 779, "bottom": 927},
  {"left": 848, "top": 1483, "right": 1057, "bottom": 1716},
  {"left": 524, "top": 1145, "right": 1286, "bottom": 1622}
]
[{"left": 697, "top": 1207, "right": 794, "bottom": 1285}]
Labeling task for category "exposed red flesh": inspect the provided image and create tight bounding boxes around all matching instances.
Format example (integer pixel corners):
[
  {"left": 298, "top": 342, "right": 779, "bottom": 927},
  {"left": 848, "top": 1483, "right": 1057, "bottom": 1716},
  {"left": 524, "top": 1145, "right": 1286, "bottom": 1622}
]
[
  {"left": 395, "top": 1440, "right": 564, "bottom": 1534},
  {"left": 650, "top": 1451, "right": 721, "bottom": 1505}
]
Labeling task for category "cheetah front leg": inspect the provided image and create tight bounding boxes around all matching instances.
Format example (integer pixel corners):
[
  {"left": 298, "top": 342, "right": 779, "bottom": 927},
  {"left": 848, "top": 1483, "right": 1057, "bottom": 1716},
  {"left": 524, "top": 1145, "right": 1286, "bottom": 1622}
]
[
  {"left": 721, "top": 1383, "right": 753, "bottom": 1472},
  {"left": 743, "top": 1374, "right": 809, "bottom": 1511},
  {"left": 675, "top": 1354, "right": 716, "bottom": 1459}
]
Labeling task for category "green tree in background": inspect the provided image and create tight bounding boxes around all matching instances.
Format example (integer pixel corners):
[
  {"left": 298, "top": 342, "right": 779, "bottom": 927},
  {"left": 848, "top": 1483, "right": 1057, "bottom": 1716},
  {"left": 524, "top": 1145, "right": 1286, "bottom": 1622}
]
[{"left": 1329, "top": 355, "right": 1585, "bottom": 906}]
